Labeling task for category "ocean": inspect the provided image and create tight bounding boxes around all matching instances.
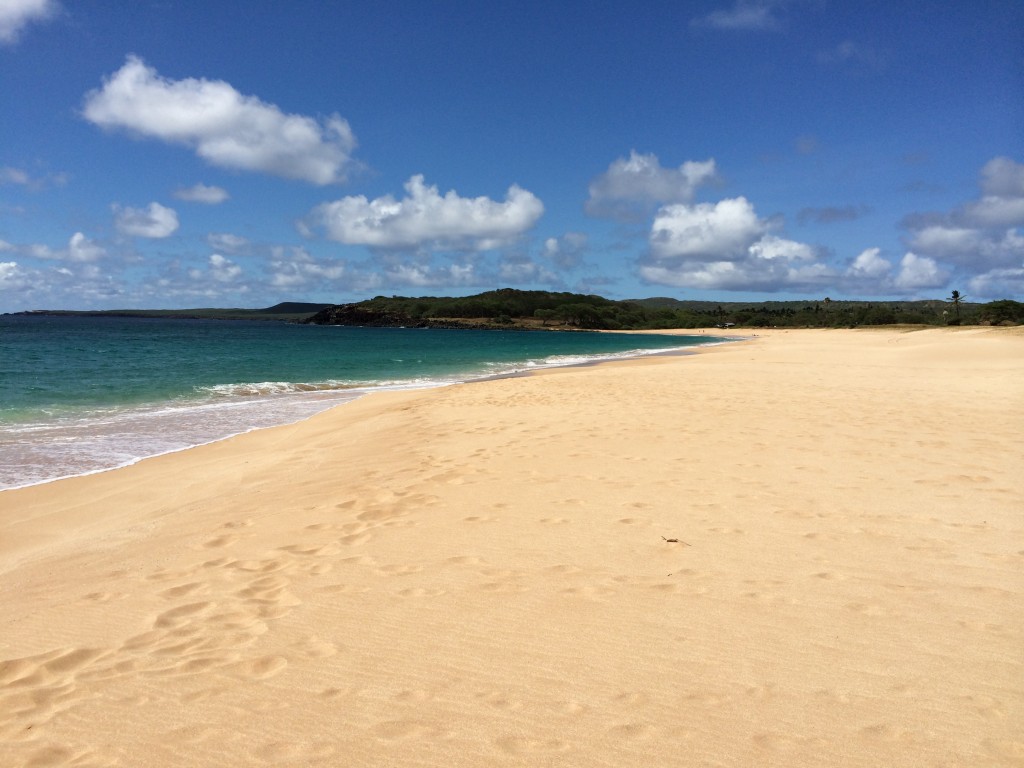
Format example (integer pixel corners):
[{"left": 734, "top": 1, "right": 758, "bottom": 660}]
[{"left": 0, "top": 315, "right": 727, "bottom": 491}]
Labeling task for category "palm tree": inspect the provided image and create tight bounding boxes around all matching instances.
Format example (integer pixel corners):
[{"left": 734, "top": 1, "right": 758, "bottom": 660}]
[{"left": 948, "top": 290, "right": 964, "bottom": 324}]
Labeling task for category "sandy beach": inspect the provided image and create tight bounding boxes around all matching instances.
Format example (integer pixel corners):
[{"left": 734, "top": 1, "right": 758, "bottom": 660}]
[{"left": 1, "top": 326, "right": 1021, "bottom": 767}]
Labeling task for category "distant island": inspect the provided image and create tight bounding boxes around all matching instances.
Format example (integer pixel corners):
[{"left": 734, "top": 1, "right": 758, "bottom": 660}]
[
  {"left": 12, "top": 290, "right": 1024, "bottom": 329},
  {"left": 10, "top": 302, "right": 333, "bottom": 322}
]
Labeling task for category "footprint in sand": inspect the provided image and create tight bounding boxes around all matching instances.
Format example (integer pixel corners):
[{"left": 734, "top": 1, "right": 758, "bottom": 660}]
[
  {"left": 494, "top": 736, "right": 568, "bottom": 754},
  {"left": 82, "top": 590, "right": 128, "bottom": 603},
  {"left": 159, "top": 582, "right": 208, "bottom": 600},
  {"left": 154, "top": 602, "right": 213, "bottom": 628},
  {"left": 475, "top": 689, "right": 523, "bottom": 711},
  {"left": 202, "top": 534, "right": 238, "bottom": 549},
  {"left": 395, "top": 587, "right": 447, "bottom": 598},
  {"left": 228, "top": 655, "right": 288, "bottom": 680},
  {"left": 608, "top": 722, "right": 652, "bottom": 740},
  {"left": 371, "top": 720, "right": 444, "bottom": 740}
]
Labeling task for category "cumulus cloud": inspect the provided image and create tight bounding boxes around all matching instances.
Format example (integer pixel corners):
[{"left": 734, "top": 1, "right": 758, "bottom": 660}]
[
  {"left": 269, "top": 247, "right": 347, "bottom": 288},
  {"left": 174, "top": 183, "right": 229, "bottom": 204},
  {"left": 306, "top": 175, "right": 543, "bottom": 251},
  {"left": 586, "top": 152, "right": 718, "bottom": 220},
  {"left": 642, "top": 196, "right": 835, "bottom": 291},
  {"left": 691, "top": 1, "right": 785, "bottom": 31},
  {"left": 846, "top": 247, "right": 891, "bottom": 279},
  {"left": 113, "top": 201, "right": 179, "bottom": 238},
  {"left": 189, "top": 254, "right": 243, "bottom": 283},
  {"left": 12, "top": 232, "right": 106, "bottom": 263},
  {"left": 893, "top": 252, "right": 947, "bottom": 290},
  {"left": 67, "top": 232, "right": 106, "bottom": 262},
  {"left": 0, "top": 260, "right": 26, "bottom": 289},
  {"left": 747, "top": 234, "right": 816, "bottom": 262},
  {"left": 0, "top": 0, "right": 57, "bottom": 44},
  {"left": 904, "top": 156, "right": 1024, "bottom": 271},
  {"left": 83, "top": 56, "right": 358, "bottom": 185},
  {"left": 650, "top": 197, "right": 767, "bottom": 261},
  {"left": 969, "top": 265, "right": 1024, "bottom": 298},
  {"left": 979, "top": 156, "right": 1024, "bottom": 198}
]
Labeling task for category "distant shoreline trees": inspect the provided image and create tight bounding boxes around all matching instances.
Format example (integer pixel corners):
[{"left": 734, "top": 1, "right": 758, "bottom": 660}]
[{"left": 303, "top": 288, "right": 1024, "bottom": 330}]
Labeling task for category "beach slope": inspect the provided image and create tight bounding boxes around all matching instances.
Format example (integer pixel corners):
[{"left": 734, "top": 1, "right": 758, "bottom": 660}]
[{"left": 1, "top": 327, "right": 1021, "bottom": 767}]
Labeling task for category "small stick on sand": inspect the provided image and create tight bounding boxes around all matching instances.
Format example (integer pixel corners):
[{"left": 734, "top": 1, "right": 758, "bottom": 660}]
[{"left": 661, "top": 536, "right": 690, "bottom": 546}]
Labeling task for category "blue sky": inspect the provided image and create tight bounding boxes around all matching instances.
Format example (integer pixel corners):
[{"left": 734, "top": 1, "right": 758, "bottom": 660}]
[{"left": 1, "top": 0, "right": 1022, "bottom": 311}]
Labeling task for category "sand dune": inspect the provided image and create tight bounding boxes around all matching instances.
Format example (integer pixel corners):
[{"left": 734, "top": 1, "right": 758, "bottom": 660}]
[{"left": 1, "top": 327, "right": 1021, "bottom": 767}]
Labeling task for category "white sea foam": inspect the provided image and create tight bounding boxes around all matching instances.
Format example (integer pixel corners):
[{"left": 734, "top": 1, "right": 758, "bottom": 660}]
[
  {"left": 0, "top": 338, "right": 729, "bottom": 492},
  {"left": 0, "top": 379, "right": 452, "bottom": 491}
]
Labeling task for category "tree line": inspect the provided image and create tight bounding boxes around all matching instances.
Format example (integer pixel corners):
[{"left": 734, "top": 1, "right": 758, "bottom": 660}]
[{"left": 307, "top": 288, "right": 1024, "bottom": 330}]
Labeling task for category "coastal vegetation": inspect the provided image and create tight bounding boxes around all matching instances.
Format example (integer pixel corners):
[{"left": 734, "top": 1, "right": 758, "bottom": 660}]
[
  {"left": 12, "top": 291, "right": 1023, "bottom": 329},
  {"left": 304, "top": 289, "right": 1024, "bottom": 330}
]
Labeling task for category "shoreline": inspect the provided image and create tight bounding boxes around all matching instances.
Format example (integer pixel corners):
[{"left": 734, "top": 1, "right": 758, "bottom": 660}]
[
  {"left": 1, "top": 326, "right": 1021, "bottom": 766},
  {"left": 0, "top": 331, "right": 721, "bottom": 493}
]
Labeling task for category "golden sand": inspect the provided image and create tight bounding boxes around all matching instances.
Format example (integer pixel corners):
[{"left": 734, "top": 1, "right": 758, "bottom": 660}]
[{"left": 1, "top": 327, "right": 1021, "bottom": 767}]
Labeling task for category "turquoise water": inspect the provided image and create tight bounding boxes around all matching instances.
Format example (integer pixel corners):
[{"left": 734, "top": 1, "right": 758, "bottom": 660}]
[{"left": 0, "top": 315, "right": 727, "bottom": 490}]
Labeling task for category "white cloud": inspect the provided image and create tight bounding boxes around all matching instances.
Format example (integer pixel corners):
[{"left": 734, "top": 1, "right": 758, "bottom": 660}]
[
  {"left": 0, "top": 255, "right": 128, "bottom": 311},
  {"left": 0, "top": 165, "right": 68, "bottom": 190},
  {"left": 206, "top": 232, "right": 249, "bottom": 253},
  {"left": 0, "top": 0, "right": 57, "bottom": 44},
  {"left": 969, "top": 264, "right": 1024, "bottom": 299},
  {"left": 894, "top": 252, "right": 947, "bottom": 290},
  {"left": 188, "top": 254, "right": 243, "bottom": 285},
  {"left": 113, "top": 201, "right": 179, "bottom": 238},
  {"left": 12, "top": 232, "right": 106, "bottom": 263},
  {"left": 83, "top": 56, "right": 358, "bottom": 185},
  {"left": 586, "top": 152, "right": 718, "bottom": 219},
  {"left": 542, "top": 232, "right": 588, "bottom": 269},
  {"left": 0, "top": 167, "right": 29, "bottom": 185},
  {"left": 691, "top": 1, "right": 784, "bottom": 31},
  {"left": 307, "top": 174, "right": 543, "bottom": 251},
  {"left": 963, "top": 196, "right": 1024, "bottom": 228},
  {"left": 846, "top": 247, "right": 892, "bottom": 279},
  {"left": 385, "top": 262, "right": 479, "bottom": 288},
  {"left": 904, "top": 156, "right": 1024, "bottom": 272},
  {"left": 269, "top": 247, "right": 347, "bottom": 288},
  {"left": 174, "top": 183, "right": 229, "bottom": 204},
  {"left": 747, "top": 234, "right": 815, "bottom": 262},
  {"left": 67, "top": 232, "right": 105, "bottom": 262},
  {"left": 639, "top": 258, "right": 833, "bottom": 292},
  {"left": 650, "top": 196, "right": 767, "bottom": 261},
  {"left": 642, "top": 198, "right": 834, "bottom": 292},
  {"left": 0, "top": 260, "right": 25, "bottom": 288},
  {"left": 980, "top": 156, "right": 1024, "bottom": 198},
  {"left": 909, "top": 225, "right": 1024, "bottom": 268}
]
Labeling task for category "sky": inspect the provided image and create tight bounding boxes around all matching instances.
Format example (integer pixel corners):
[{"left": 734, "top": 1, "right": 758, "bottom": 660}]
[{"left": 1, "top": 0, "right": 1022, "bottom": 312}]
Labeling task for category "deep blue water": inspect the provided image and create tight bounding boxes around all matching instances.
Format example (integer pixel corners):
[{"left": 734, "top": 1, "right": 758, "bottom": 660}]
[{"left": 0, "top": 315, "right": 726, "bottom": 489}]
